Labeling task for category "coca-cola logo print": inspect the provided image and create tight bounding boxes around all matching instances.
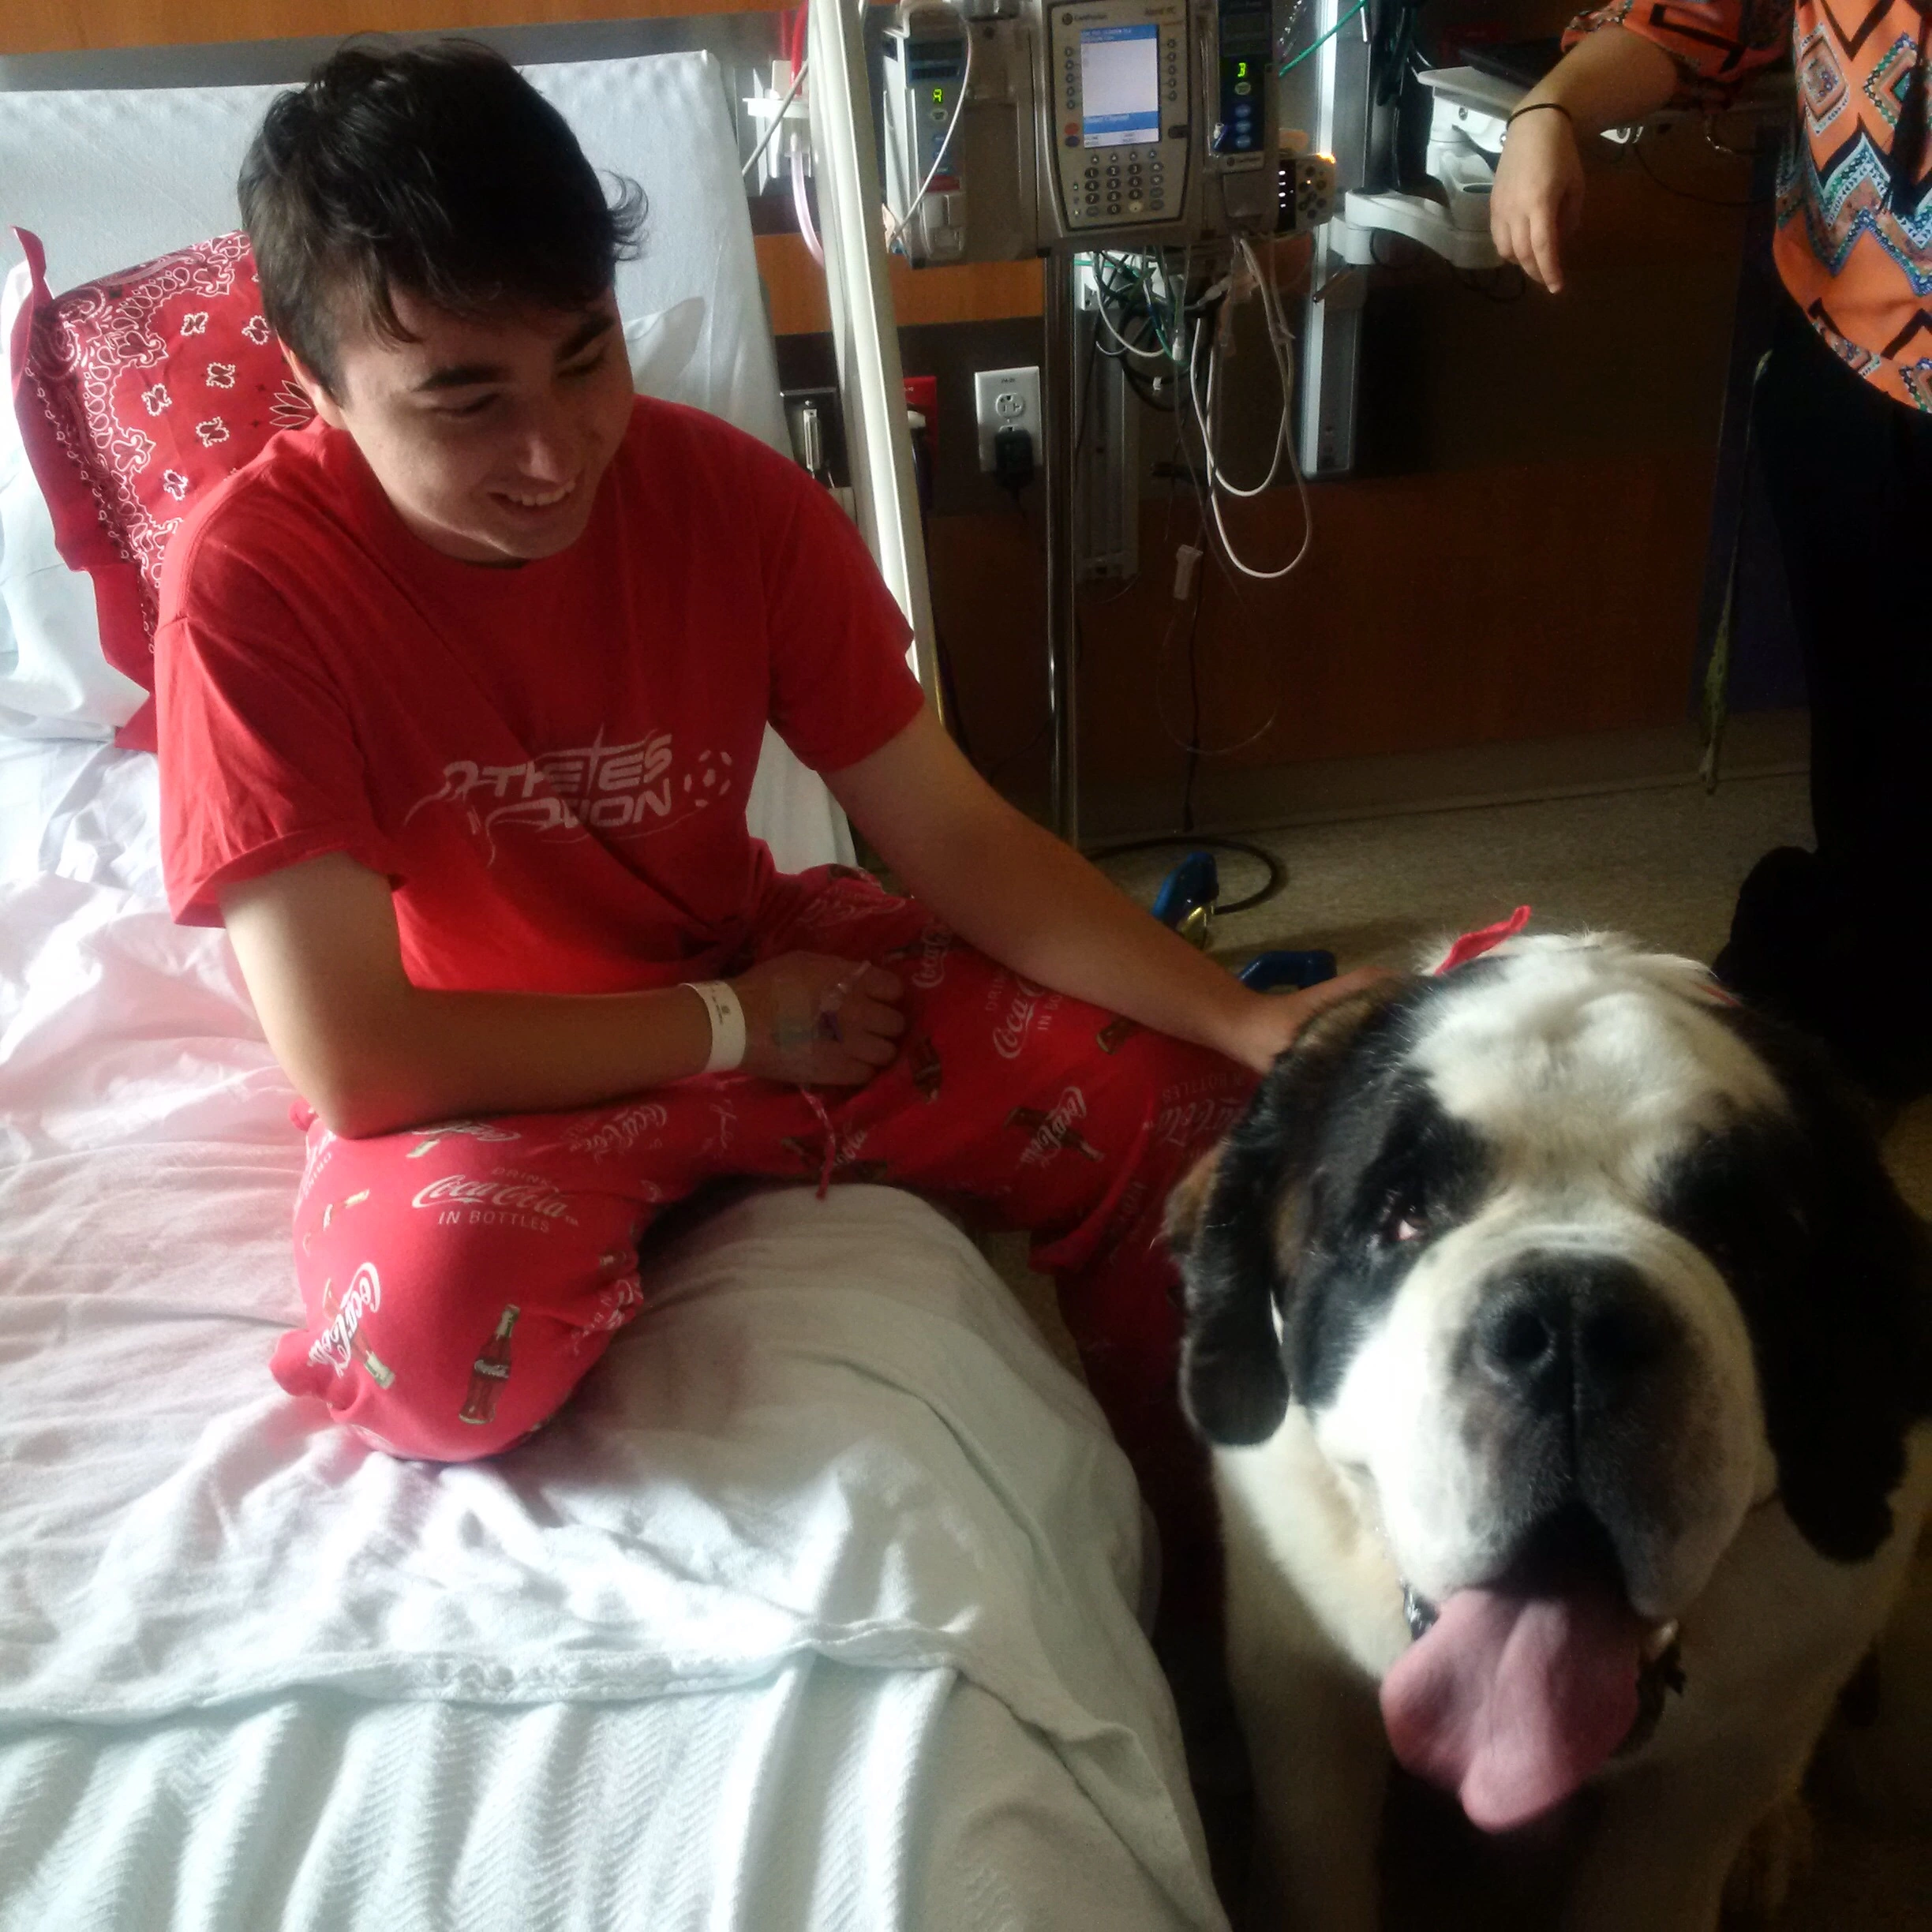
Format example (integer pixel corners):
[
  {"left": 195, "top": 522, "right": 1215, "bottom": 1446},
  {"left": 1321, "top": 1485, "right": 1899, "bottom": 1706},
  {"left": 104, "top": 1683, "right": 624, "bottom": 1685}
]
[
  {"left": 410, "top": 1172, "right": 578, "bottom": 1227},
  {"left": 572, "top": 1248, "right": 646, "bottom": 1354},
  {"left": 987, "top": 972, "right": 1060, "bottom": 1061},
  {"left": 701, "top": 1099, "right": 739, "bottom": 1157},
  {"left": 908, "top": 925, "right": 956, "bottom": 990},
  {"left": 791, "top": 870, "right": 892, "bottom": 938},
  {"left": 294, "top": 1135, "right": 336, "bottom": 1211},
  {"left": 1152, "top": 1091, "right": 1246, "bottom": 1151},
  {"left": 1016, "top": 1085, "right": 1103, "bottom": 1169},
  {"left": 562, "top": 1101, "right": 670, "bottom": 1162},
  {"left": 404, "top": 1119, "right": 522, "bottom": 1160},
  {"left": 308, "top": 1261, "right": 381, "bottom": 1374}
]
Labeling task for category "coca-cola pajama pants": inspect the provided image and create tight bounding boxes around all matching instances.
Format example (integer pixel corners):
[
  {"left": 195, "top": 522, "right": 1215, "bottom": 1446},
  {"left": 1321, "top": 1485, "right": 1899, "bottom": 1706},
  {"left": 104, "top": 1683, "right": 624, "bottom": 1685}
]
[{"left": 271, "top": 863, "right": 1256, "bottom": 1616}]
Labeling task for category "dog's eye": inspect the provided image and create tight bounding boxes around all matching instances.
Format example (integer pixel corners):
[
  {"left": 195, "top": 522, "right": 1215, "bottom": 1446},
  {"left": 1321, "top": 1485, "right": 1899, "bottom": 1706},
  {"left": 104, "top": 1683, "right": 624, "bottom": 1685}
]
[{"left": 1378, "top": 1196, "right": 1428, "bottom": 1246}]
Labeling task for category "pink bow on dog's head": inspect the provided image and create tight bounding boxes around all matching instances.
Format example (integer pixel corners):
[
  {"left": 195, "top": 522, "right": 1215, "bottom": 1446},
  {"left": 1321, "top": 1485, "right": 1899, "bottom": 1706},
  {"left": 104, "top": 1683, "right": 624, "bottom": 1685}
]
[{"left": 1434, "top": 905, "right": 1532, "bottom": 975}]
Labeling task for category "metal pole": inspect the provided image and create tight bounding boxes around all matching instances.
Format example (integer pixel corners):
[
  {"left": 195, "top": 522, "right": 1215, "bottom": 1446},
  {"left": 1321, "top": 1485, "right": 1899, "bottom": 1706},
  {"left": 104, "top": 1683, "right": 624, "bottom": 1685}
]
[
  {"left": 1291, "top": 0, "right": 1371, "bottom": 477},
  {"left": 807, "top": 0, "right": 943, "bottom": 712},
  {"left": 1043, "top": 247, "right": 1080, "bottom": 846}
]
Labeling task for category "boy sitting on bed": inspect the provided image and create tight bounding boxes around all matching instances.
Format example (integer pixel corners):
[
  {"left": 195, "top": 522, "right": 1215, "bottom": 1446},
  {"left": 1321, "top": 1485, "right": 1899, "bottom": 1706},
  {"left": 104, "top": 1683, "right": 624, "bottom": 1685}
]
[{"left": 155, "top": 40, "right": 1371, "bottom": 1610}]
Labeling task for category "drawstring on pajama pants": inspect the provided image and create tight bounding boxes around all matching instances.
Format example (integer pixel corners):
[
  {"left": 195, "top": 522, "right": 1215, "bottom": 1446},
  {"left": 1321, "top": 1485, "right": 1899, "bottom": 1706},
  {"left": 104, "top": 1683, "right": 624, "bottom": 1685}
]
[
  {"left": 801, "top": 1088, "right": 838, "bottom": 1198},
  {"left": 794, "top": 965, "right": 865, "bottom": 1199}
]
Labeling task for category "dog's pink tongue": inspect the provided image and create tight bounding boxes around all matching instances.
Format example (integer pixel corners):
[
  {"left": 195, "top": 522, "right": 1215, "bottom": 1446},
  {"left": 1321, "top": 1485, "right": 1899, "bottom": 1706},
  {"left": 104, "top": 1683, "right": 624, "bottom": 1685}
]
[{"left": 1380, "top": 1585, "right": 1644, "bottom": 1833}]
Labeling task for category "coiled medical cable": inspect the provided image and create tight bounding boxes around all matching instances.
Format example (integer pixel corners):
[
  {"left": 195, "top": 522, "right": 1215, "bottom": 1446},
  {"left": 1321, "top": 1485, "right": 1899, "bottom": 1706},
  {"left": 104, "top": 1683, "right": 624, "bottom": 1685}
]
[{"left": 1184, "top": 238, "right": 1314, "bottom": 581}]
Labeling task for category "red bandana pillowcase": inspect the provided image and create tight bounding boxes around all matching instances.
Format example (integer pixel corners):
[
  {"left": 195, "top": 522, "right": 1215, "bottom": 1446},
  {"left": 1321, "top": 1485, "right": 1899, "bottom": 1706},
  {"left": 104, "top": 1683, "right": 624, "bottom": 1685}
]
[{"left": 7, "top": 227, "right": 314, "bottom": 750}]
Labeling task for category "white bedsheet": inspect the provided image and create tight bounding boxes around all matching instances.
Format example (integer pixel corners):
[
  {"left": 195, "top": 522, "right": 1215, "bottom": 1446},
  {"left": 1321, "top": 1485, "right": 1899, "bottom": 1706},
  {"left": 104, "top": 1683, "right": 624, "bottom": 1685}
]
[
  {"left": 0, "top": 1162, "right": 1222, "bottom": 1930},
  {"left": 1, "top": 1671, "right": 1208, "bottom": 1932},
  {"left": 0, "top": 728, "right": 852, "bottom": 897},
  {"left": 0, "top": 745, "right": 1228, "bottom": 1931},
  {"left": 0, "top": 736, "right": 167, "bottom": 897}
]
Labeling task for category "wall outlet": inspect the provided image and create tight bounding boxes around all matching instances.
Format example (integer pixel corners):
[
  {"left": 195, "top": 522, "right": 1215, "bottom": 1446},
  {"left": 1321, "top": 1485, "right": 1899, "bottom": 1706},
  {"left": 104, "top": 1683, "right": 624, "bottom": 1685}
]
[{"left": 972, "top": 365, "right": 1041, "bottom": 473}]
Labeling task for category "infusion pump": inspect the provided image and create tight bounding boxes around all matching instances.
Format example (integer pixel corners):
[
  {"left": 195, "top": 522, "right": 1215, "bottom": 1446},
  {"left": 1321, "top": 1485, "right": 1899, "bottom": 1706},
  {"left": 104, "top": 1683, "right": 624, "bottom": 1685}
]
[{"left": 880, "top": 0, "right": 1279, "bottom": 265}]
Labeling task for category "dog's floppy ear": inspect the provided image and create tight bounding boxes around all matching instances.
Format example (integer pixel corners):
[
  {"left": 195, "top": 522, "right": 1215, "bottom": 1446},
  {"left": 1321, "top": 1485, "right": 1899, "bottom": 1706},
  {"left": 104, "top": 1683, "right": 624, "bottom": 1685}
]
[
  {"left": 1163, "top": 1141, "right": 1224, "bottom": 1260},
  {"left": 1719, "top": 1009, "right": 1932, "bottom": 1562},
  {"left": 1171, "top": 980, "right": 1411, "bottom": 1447}
]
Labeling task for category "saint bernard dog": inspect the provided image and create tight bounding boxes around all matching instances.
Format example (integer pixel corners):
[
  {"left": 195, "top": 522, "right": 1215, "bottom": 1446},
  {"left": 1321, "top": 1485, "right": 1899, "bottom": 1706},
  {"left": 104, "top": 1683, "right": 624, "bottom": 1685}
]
[{"left": 1166, "top": 930, "right": 1932, "bottom": 1932}]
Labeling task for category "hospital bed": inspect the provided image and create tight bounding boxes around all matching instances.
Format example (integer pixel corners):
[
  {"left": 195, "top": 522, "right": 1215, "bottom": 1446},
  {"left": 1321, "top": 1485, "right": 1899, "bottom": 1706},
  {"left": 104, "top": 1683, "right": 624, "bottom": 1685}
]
[{"left": 0, "top": 47, "right": 1225, "bottom": 1931}]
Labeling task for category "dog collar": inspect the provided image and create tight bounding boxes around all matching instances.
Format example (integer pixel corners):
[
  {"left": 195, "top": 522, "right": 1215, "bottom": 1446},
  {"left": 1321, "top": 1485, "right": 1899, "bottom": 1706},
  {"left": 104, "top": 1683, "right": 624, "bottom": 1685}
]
[{"left": 1435, "top": 905, "right": 1532, "bottom": 975}]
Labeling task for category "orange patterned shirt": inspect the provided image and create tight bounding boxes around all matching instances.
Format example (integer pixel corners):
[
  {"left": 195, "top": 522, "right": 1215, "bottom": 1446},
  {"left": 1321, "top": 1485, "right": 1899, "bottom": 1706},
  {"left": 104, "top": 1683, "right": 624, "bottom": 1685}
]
[{"left": 1567, "top": 0, "right": 1932, "bottom": 411}]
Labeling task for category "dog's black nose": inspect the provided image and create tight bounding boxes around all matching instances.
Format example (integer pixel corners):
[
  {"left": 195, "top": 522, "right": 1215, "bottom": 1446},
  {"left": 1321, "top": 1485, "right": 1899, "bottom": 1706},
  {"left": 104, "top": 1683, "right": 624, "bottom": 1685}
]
[{"left": 1474, "top": 1255, "right": 1676, "bottom": 1415}]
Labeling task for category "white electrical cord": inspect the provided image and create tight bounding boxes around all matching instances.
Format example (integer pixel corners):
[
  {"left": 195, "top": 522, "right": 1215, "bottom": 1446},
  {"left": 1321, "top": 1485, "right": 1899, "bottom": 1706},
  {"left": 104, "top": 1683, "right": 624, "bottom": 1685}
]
[
  {"left": 1141, "top": 243, "right": 1299, "bottom": 759},
  {"left": 1189, "top": 318, "right": 1285, "bottom": 500},
  {"left": 1184, "top": 238, "right": 1314, "bottom": 582},
  {"left": 884, "top": 24, "right": 975, "bottom": 255}
]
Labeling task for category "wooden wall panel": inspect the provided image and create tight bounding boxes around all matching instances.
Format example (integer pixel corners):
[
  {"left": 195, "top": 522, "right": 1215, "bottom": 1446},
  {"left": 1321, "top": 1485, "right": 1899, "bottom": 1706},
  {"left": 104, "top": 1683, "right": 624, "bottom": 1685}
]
[
  {"left": 930, "top": 447, "right": 1716, "bottom": 789},
  {"left": 4, "top": 1, "right": 747, "bottom": 54},
  {"left": 758, "top": 234, "right": 1042, "bottom": 335}
]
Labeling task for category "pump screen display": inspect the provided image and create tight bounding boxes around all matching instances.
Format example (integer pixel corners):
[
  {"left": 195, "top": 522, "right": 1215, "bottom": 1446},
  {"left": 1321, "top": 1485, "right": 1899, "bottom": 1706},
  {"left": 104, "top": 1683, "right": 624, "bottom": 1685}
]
[{"left": 1080, "top": 25, "right": 1160, "bottom": 148}]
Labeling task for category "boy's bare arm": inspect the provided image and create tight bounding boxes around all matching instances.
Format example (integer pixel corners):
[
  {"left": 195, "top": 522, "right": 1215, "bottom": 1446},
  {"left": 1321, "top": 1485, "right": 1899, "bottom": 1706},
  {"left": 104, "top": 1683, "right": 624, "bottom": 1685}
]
[
  {"left": 827, "top": 707, "right": 1385, "bottom": 1074},
  {"left": 220, "top": 853, "right": 904, "bottom": 1137}
]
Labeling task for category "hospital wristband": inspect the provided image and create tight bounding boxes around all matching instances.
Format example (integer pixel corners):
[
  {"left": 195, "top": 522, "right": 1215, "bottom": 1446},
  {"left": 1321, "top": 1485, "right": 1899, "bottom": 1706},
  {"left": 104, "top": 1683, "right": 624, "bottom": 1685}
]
[{"left": 682, "top": 980, "right": 747, "bottom": 1074}]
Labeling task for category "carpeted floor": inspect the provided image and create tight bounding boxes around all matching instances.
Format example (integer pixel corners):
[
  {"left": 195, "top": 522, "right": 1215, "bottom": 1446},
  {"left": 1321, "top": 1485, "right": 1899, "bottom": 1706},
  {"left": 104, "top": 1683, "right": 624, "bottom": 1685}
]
[
  {"left": 1099, "top": 769, "right": 1813, "bottom": 1009},
  {"left": 1064, "top": 770, "right": 1932, "bottom": 1928}
]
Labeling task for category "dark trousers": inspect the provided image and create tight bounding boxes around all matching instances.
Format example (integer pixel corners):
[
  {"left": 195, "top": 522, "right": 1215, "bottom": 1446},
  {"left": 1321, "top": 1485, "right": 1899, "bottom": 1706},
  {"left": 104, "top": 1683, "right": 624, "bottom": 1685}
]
[{"left": 1721, "top": 301, "right": 1932, "bottom": 1094}]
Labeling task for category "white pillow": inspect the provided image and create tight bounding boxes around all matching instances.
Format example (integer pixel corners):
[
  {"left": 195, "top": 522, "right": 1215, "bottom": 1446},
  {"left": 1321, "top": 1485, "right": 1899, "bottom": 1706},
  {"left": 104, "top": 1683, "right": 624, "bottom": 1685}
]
[
  {"left": 0, "top": 278, "right": 706, "bottom": 743},
  {"left": 623, "top": 294, "right": 705, "bottom": 404}
]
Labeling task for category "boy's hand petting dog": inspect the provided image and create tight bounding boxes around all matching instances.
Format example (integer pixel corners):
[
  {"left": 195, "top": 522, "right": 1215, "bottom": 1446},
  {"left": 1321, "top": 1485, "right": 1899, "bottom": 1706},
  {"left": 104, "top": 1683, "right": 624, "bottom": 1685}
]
[
  {"left": 1224, "top": 964, "right": 1398, "bottom": 1073},
  {"left": 732, "top": 953, "right": 908, "bottom": 1087},
  {"left": 731, "top": 952, "right": 1391, "bottom": 1088}
]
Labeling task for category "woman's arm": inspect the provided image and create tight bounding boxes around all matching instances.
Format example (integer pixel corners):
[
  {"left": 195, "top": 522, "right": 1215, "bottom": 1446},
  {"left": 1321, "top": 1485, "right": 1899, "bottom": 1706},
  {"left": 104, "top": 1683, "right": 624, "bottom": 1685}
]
[{"left": 1489, "top": 28, "right": 1681, "bottom": 290}]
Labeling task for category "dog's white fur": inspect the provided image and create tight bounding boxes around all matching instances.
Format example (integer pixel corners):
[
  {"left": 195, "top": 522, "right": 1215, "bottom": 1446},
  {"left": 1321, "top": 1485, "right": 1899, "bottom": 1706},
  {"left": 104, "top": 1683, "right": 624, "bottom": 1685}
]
[{"left": 1206, "top": 938, "right": 1932, "bottom": 1931}]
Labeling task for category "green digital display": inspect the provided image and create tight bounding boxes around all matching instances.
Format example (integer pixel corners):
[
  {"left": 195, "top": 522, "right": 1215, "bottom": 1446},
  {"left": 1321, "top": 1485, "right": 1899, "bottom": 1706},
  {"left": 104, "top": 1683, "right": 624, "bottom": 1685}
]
[{"left": 931, "top": 86, "right": 945, "bottom": 102}]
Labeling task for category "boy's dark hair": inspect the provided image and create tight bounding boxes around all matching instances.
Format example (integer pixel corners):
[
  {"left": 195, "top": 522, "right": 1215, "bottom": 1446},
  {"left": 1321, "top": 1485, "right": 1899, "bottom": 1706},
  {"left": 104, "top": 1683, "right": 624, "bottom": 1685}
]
[{"left": 240, "top": 40, "right": 644, "bottom": 397}]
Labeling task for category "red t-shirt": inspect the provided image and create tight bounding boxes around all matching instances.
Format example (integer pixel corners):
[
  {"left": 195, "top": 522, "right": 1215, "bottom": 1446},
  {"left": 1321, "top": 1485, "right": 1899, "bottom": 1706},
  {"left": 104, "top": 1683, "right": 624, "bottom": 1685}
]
[{"left": 155, "top": 398, "right": 925, "bottom": 994}]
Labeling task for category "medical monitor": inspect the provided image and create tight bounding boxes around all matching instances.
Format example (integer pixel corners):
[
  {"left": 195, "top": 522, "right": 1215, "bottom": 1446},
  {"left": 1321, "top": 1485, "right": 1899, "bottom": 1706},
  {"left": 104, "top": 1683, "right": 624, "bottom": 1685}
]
[{"left": 1079, "top": 24, "right": 1161, "bottom": 148}]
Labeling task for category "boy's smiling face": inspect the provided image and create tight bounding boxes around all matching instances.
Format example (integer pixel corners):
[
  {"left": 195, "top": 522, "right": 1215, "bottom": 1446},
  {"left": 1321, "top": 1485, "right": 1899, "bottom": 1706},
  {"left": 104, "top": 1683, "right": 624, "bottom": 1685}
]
[{"left": 292, "top": 286, "right": 635, "bottom": 565}]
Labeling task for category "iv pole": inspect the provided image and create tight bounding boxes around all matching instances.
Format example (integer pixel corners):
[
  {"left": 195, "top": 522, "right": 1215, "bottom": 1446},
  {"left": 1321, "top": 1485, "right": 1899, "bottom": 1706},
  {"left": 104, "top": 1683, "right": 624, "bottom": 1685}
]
[
  {"left": 807, "top": 0, "right": 945, "bottom": 714},
  {"left": 811, "top": 0, "right": 1091, "bottom": 840},
  {"left": 1042, "top": 253, "right": 1081, "bottom": 847}
]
